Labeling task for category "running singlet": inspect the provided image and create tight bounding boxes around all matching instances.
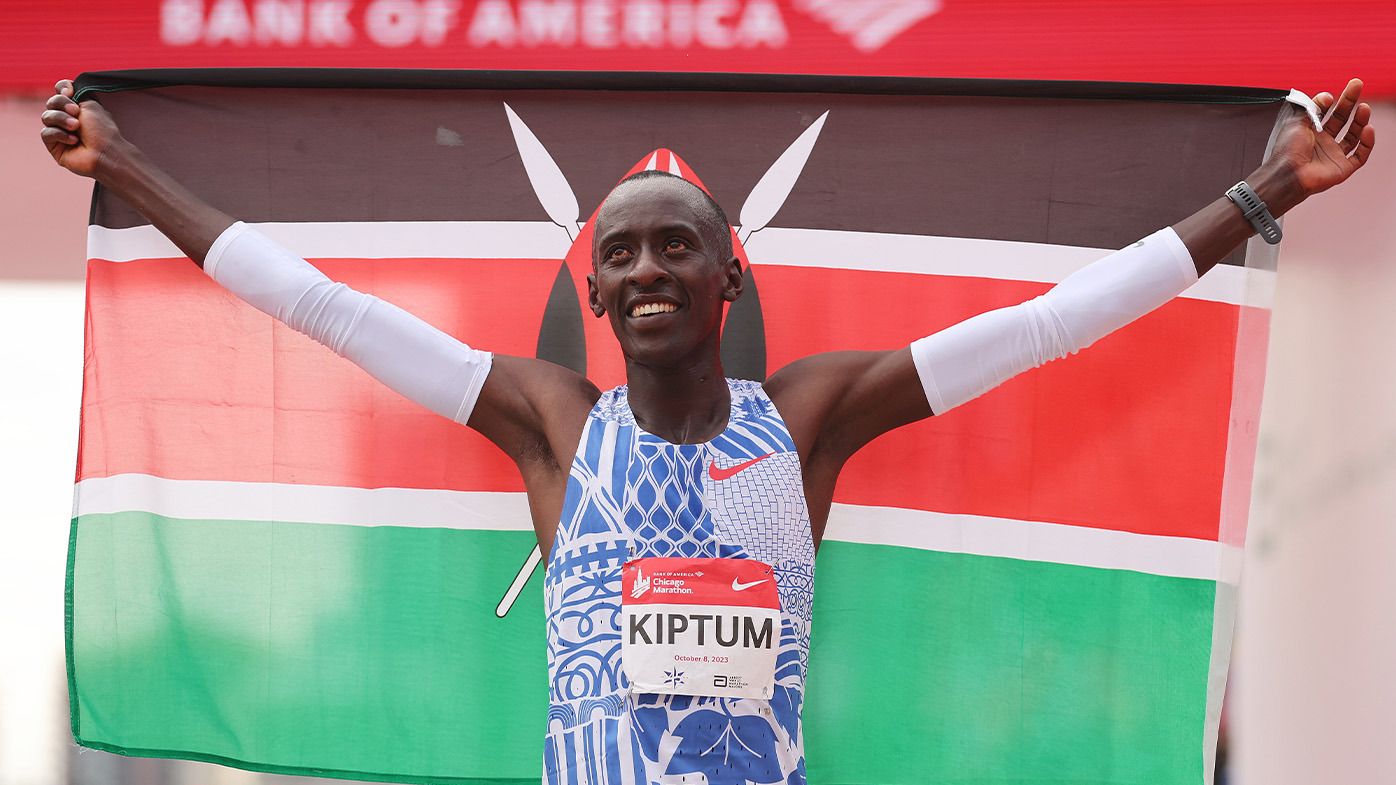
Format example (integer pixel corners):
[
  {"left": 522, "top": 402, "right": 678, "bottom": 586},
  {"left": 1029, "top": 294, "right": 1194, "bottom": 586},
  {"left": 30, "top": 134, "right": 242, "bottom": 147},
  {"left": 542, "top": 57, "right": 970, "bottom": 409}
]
[{"left": 544, "top": 379, "right": 815, "bottom": 785}]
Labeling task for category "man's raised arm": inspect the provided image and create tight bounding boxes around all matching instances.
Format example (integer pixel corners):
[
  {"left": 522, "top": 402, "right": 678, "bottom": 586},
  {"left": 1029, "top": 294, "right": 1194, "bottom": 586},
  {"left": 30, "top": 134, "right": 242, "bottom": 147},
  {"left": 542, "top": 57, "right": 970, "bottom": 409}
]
[
  {"left": 770, "top": 80, "right": 1376, "bottom": 475},
  {"left": 41, "top": 80, "right": 597, "bottom": 468}
]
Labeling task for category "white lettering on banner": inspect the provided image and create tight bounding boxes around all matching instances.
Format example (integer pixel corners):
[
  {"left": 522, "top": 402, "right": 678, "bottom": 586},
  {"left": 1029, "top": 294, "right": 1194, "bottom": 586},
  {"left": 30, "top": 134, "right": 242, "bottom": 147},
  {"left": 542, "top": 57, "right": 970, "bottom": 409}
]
[
  {"left": 695, "top": 0, "right": 733, "bottom": 47},
  {"left": 580, "top": 0, "right": 618, "bottom": 47},
  {"left": 467, "top": 0, "right": 516, "bottom": 44},
  {"left": 309, "top": 0, "right": 356, "bottom": 44},
  {"left": 624, "top": 0, "right": 665, "bottom": 46},
  {"left": 467, "top": 0, "right": 787, "bottom": 49},
  {"left": 366, "top": 0, "right": 416, "bottom": 45},
  {"left": 365, "top": 0, "right": 461, "bottom": 46},
  {"left": 161, "top": 0, "right": 204, "bottom": 45},
  {"left": 737, "top": 0, "right": 786, "bottom": 46},
  {"left": 519, "top": 0, "right": 576, "bottom": 46},
  {"left": 668, "top": 0, "right": 693, "bottom": 46},
  {"left": 207, "top": 0, "right": 254, "bottom": 44},
  {"left": 255, "top": 0, "right": 305, "bottom": 45},
  {"left": 160, "top": 0, "right": 790, "bottom": 49},
  {"left": 160, "top": 0, "right": 357, "bottom": 46}
]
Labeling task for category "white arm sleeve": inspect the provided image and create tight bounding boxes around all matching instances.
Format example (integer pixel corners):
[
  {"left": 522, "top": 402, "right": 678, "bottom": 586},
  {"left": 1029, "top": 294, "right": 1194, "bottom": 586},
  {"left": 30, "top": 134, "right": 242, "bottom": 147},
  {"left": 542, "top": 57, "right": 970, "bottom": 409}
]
[
  {"left": 204, "top": 222, "right": 493, "bottom": 425},
  {"left": 910, "top": 226, "right": 1197, "bottom": 414}
]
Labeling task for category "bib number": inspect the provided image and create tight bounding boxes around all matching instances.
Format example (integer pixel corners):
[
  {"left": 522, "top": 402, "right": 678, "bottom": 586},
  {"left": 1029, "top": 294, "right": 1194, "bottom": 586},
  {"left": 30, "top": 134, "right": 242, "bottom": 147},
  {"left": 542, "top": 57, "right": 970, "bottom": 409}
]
[{"left": 621, "top": 557, "right": 779, "bottom": 699}]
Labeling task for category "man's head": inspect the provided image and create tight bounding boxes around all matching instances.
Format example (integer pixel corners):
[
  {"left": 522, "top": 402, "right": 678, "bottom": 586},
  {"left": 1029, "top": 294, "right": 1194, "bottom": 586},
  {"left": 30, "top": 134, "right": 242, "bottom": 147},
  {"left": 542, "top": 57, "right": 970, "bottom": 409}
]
[
  {"left": 592, "top": 170, "right": 734, "bottom": 262},
  {"left": 587, "top": 171, "right": 743, "bottom": 368}
]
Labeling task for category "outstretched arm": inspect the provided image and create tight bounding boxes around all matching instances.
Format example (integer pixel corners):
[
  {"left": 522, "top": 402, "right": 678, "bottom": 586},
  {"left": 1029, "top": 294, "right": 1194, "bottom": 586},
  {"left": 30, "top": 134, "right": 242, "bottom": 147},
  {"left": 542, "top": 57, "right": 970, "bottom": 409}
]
[
  {"left": 771, "top": 80, "right": 1376, "bottom": 477},
  {"left": 41, "top": 81, "right": 598, "bottom": 472}
]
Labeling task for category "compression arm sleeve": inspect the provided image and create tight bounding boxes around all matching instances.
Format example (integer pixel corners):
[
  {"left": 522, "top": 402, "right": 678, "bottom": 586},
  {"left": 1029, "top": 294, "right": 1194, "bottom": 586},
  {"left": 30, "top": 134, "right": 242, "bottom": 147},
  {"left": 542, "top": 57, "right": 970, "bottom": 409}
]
[
  {"left": 204, "top": 222, "right": 493, "bottom": 425},
  {"left": 910, "top": 226, "right": 1197, "bottom": 415}
]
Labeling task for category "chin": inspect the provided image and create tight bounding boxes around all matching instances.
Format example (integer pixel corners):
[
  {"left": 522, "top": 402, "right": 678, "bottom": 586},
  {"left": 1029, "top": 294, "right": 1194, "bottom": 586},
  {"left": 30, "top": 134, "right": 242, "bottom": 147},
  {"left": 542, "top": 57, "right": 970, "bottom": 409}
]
[{"left": 618, "top": 333, "right": 701, "bottom": 369}]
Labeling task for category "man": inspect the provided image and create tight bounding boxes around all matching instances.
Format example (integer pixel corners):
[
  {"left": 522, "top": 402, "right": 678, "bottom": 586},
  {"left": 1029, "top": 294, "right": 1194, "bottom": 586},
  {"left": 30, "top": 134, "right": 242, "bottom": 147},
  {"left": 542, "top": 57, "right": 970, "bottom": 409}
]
[{"left": 42, "top": 78, "right": 1374, "bottom": 784}]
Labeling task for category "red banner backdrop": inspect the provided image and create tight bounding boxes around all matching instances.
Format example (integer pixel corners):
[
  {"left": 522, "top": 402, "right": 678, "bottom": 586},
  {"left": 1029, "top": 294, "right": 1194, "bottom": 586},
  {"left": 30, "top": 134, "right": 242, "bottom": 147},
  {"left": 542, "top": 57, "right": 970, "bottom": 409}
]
[{"left": 5, "top": 0, "right": 1395, "bottom": 96}]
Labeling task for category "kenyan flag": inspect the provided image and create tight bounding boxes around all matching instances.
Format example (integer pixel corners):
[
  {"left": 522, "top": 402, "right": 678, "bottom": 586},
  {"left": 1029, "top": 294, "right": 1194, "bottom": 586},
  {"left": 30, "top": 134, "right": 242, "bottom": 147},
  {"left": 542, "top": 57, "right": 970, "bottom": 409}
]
[{"left": 67, "top": 70, "right": 1285, "bottom": 784}]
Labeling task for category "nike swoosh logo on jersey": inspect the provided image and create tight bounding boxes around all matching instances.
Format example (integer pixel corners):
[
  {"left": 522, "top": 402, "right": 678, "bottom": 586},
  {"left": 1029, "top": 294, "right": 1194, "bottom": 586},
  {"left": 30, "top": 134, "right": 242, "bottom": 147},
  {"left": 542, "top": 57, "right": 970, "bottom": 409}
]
[
  {"left": 731, "top": 577, "right": 769, "bottom": 592},
  {"left": 708, "top": 452, "right": 775, "bottom": 481}
]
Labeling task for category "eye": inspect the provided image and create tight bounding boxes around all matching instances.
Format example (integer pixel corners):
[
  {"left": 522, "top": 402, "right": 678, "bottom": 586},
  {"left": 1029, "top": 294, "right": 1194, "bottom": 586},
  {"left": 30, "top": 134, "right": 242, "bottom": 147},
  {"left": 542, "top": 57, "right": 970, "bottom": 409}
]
[
  {"left": 604, "top": 245, "right": 633, "bottom": 264},
  {"left": 664, "top": 238, "right": 690, "bottom": 253}
]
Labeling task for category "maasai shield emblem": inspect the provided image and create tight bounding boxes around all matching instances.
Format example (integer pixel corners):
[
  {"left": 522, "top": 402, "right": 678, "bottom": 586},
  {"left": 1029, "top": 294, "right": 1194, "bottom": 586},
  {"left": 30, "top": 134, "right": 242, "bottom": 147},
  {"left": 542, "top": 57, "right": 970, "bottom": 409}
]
[{"left": 494, "top": 104, "right": 828, "bottom": 617}]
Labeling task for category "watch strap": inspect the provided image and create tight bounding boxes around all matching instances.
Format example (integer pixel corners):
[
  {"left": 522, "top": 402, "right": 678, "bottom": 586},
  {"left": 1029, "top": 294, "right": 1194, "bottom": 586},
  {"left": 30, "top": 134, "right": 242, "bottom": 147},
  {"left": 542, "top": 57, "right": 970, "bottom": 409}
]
[{"left": 1225, "top": 180, "right": 1283, "bottom": 245}]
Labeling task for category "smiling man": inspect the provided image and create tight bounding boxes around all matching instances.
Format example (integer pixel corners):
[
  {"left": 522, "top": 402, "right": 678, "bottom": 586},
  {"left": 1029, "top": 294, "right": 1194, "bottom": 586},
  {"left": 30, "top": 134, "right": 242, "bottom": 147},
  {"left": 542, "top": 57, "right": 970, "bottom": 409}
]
[{"left": 42, "top": 78, "right": 1374, "bottom": 784}]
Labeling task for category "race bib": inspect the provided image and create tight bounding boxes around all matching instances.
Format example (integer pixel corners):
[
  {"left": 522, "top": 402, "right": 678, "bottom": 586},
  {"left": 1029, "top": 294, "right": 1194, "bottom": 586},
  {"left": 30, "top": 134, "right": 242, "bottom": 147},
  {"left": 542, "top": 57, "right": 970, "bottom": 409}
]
[{"left": 621, "top": 557, "right": 780, "bottom": 699}]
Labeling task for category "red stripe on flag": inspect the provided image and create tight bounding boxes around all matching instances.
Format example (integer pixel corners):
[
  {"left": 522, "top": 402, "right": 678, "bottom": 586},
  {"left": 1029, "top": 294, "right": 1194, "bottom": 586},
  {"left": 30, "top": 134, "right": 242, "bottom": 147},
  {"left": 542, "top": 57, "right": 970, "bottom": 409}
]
[
  {"left": 79, "top": 257, "right": 552, "bottom": 492},
  {"left": 756, "top": 266, "right": 1248, "bottom": 541},
  {"left": 80, "top": 258, "right": 1257, "bottom": 540}
]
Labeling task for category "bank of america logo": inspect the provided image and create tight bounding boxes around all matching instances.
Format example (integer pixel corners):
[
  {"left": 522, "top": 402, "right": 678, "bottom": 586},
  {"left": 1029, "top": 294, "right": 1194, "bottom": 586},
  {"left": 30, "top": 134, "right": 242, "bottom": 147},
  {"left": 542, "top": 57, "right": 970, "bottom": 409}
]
[{"left": 794, "top": 0, "right": 941, "bottom": 52}]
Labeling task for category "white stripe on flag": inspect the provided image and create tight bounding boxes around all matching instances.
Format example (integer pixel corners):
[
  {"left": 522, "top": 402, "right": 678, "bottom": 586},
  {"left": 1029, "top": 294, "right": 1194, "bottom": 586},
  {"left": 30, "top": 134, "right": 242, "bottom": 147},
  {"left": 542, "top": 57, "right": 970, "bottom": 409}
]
[
  {"left": 824, "top": 502, "right": 1242, "bottom": 584},
  {"left": 87, "top": 222, "right": 1273, "bottom": 307},
  {"left": 73, "top": 474, "right": 1240, "bottom": 582},
  {"left": 88, "top": 221, "right": 573, "bottom": 263},
  {"left": 73, "top": 473, "right": 533, "bottom": 531},
  {"left": 744, "top": 227, "right": 1274, "bottom": 308}
]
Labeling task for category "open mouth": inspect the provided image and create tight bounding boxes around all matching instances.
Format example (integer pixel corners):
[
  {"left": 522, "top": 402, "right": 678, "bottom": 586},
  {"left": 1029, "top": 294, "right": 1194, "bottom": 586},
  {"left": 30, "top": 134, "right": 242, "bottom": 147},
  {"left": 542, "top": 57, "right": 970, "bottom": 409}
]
[{"left": 628, "top": 301, "right": 680, "bottom": 318}]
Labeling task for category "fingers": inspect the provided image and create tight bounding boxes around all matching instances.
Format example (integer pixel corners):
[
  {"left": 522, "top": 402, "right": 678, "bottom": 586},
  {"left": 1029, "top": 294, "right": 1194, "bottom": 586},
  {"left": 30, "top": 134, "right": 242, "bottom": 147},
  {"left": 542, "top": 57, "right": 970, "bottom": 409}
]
[
  {"left": 1349, "top": 124, "right": 1375, "bottom": 165},
  {"left": 55, "top": 79, "right": 74, "bottom": 97},
  {"left": 40, "top": 125, "right": 79, "bottom": 146},
  {"left": 1320, "top": 78, "right": 1363, "bottom": 139},
  {"left": 41, "top": 108, "right": 79, "bottom": 132},
  {"left": 1339, "top": 102, "right": 1372, "bottom": 155},
  {"left": 46, "top": 92, "right": 79, "bottom": 116}
]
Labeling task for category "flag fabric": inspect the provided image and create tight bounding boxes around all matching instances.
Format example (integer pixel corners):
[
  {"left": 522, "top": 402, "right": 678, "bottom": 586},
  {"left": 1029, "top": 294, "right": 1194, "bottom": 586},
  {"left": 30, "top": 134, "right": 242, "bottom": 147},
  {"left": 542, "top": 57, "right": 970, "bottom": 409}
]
[{"left": 68, "top": 70, "right": 1284, "bottom": 785}]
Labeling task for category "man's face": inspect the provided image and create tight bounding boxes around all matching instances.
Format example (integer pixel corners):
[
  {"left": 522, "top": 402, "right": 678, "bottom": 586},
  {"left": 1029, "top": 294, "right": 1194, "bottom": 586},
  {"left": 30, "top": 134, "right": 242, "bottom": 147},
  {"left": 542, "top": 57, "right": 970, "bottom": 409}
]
[{"left": 587, "top": 178, "right": 742, "bottom": 368}]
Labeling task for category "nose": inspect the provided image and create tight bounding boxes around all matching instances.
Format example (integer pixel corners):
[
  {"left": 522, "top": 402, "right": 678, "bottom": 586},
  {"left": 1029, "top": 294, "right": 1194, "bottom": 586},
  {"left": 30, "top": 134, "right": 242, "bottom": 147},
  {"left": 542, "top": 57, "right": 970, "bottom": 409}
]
[{"left": 626, "top": 244, "right": 668, "bottom": 288}]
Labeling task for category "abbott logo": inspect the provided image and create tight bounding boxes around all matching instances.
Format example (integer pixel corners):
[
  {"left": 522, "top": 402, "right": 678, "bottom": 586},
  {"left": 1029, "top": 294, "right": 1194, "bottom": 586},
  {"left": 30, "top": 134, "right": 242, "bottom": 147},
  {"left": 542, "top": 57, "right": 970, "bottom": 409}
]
[
  {"left": 631, "top": 567, "right": 652, "bottom": 599},
  {"left": 793, "top": 0, "right": 940, "bottom": 52}
]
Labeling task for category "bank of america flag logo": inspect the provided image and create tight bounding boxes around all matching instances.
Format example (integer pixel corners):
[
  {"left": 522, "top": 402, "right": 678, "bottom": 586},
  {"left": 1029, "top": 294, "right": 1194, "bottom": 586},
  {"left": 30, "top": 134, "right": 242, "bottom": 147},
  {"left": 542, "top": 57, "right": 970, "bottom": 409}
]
[{"left": 794, "top": 0, "right": 941, "bottom": 51}]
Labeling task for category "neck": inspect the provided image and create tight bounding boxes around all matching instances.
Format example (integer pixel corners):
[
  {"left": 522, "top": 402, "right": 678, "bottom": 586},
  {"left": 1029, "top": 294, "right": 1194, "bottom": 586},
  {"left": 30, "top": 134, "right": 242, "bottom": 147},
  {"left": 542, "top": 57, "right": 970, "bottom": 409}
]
[{"left": 624, "top": 343, "right": 729, "bottom": 444}]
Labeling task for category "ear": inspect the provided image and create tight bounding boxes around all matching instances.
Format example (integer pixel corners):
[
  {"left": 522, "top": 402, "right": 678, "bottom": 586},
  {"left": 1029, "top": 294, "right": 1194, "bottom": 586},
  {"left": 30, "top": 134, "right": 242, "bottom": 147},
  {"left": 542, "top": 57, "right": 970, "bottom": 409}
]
[
  {"left": 586, "top": 271, "right": 607, "bottom": 317},
  {"left": 721, "top": 256, "right": 744, "bottom": 303}
]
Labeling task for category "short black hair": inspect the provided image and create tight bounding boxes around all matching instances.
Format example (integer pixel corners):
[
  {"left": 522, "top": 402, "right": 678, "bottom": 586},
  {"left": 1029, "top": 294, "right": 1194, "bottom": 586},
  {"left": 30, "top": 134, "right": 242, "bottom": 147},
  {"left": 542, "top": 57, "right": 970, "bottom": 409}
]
[{"left": 598, "top": 170, "right": 734, "bottom": 262}]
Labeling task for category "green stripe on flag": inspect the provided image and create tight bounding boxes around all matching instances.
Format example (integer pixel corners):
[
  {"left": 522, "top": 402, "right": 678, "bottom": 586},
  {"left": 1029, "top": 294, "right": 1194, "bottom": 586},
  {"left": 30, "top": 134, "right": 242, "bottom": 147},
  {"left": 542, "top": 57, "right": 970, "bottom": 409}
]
[
  {"left": 68, "top": 512, "right": 546, "bottom": 783},
  {"left": 70, "top": 514, "right": 1215, "bottom": 784},
  {"left": 805, "top": 541, "right": 1215, "bottom": 785}
]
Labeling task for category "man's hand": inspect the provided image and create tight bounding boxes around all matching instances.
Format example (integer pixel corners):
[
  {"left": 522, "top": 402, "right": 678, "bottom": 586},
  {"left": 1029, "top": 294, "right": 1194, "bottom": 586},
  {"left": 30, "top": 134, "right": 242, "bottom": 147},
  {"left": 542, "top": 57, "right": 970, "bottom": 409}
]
[
  {"left": 1172, "top": 78, "right": 1376, "bottom": 277},
  {"left": 40, "top": 79, "right": 124, "bottom": 179},
  {"left": 38, "top": 77, "right": 233, "bottom": 263},
  {"left": 1273, "top": 78, "right": 1376, "bottom": 200}
]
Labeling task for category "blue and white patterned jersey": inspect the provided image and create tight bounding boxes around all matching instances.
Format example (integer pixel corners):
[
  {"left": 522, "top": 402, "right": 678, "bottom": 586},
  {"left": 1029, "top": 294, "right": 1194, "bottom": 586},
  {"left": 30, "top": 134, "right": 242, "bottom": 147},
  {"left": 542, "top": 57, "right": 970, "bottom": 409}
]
[{"left": 543, "top": 378, "right": 816, "bottom": 785}]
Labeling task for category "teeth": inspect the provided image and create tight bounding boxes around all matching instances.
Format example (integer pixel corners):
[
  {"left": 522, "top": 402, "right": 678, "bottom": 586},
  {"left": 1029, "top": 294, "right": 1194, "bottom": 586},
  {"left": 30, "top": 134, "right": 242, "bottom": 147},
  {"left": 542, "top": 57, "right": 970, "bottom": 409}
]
[{"left": 630, "top": 302, "right": 678, "bottom": 317}]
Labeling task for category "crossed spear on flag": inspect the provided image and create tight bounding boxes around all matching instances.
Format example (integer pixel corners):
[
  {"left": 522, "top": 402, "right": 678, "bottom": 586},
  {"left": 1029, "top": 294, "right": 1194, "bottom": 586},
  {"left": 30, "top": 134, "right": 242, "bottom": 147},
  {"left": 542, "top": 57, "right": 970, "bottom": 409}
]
[{"left": 494, "top": 103, "right": 830, "bottom": 617}]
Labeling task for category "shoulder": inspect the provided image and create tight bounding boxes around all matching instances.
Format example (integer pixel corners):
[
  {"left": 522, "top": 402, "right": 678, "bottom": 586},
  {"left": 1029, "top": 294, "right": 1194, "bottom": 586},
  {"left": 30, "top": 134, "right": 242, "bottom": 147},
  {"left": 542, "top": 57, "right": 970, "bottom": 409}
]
[
  {"left": 762, "top": 351, "right": 882, "bottom": 459},
  {"left": 763, "top": 348, "right": 925, "bottom": 465},
  {"left": 471, "top": 355, "right": 601, "bottom": 467},
  {"left": 763, "top": 351, "right": 883, "bottom": 410}
]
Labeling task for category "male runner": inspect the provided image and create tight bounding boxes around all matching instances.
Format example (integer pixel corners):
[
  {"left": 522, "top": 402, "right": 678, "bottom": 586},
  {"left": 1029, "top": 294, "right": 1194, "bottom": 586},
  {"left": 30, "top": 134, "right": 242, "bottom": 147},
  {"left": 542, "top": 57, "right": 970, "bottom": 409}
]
[{"left": 42, "top": 78, "right": 1374, "bottom": 784}]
